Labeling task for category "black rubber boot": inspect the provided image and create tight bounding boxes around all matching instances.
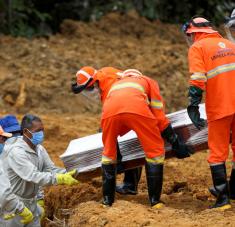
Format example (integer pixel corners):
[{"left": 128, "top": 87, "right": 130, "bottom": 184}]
[
  {"left": 209, "top": 168, "right": 235, "bottom": 200},
  {"left": 209, "top": 165, "right": 226, "bottom": 198},
  {"left": 209, "top": 164, "right": 231, "bottom": 210},
  {"left": 229, "top": 168, "right": 235, "bottom": 200},
  {"left": 102, "top": 163, "right": 116, "bottom": 206},
  {"left": 208, "top": 186, "right": 218, "bottom": 198},
  {"left": 145, "top": 162, "right": 164, "bottom": 208},
  {"left": 116, "top": 167, "right": 142, "bottom": 195}
]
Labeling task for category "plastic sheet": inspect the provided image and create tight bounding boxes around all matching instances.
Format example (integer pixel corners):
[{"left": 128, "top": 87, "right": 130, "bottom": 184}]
[{"left": 60, "top": 104, "right": 208, "bottom": 179}]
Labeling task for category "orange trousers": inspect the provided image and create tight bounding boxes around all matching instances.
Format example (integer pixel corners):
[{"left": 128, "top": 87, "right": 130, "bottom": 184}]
[
  {"left": 101, "top": 113, "right": 165, "bottom": 162},
  {"left": 208, "top": 113, "right": 235, "bottom": 164}
]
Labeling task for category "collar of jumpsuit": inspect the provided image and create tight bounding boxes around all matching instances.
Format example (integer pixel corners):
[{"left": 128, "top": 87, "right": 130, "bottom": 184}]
[{"left": 182, "top": 17, "right": 219, "bottom": 46}]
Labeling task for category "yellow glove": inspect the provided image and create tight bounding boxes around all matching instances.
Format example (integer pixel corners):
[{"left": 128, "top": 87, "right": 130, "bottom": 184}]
[
  {"left": 37, "top": 199, "right": 44, "bottom": 208},
  {"left": 18, "top": 207, "right": 34, "bottom": 224},
  {"left": 56, "top": 169, "right": 79, "bottom": 186},
  {"left": 3, "top": 213, "right": 15, "bottom": 220},
  {"left": 37, "top": 199, "right": 45, "bottom": 221}
]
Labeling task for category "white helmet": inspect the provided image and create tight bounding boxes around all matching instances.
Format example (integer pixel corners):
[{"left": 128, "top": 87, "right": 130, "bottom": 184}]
[{"left": 225, "top": 9, "right": 235, "bottom": 42}]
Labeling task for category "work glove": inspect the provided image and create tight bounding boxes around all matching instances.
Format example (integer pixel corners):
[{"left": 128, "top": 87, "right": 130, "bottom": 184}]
[
  {"left": 3, "top": 213, "right": 15, "bottom": 220},
  {"left": 3, "top": 207, "right": 34, "bottom": 224},
  {"left": 187, "top": 86, "right": 205, "bottom": 130},
  {"left": 37, "top": 199, "right": 44, "bottom": 207},
  {"left": 161, "top": 124, "right": 193, "bottom": 159},
  {"left": 56, "top": 169, "right": 79, "bottom": 186},
  {"left": 37, "top": 199, "right": 45, "bottom": 221},
  {"left": 171, "top": 136, "right": 192, "bottom": 159},
  {"left": 18, "top": 207, "right": 34, "bottom": 224}
]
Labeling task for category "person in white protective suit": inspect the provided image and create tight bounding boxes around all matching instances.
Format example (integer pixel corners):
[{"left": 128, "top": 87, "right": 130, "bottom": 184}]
[
  {"left": 0, "top": 115, "right": 66, "bottom": 223},
  {"left": 4, "top": 114, "right": 79, "bottom": 227},
  {"left": 0, "top": 126, "right": 34, "bottom": 225}
]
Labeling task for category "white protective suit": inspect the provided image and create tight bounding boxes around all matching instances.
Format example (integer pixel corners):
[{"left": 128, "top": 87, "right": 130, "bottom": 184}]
[
  {"left": 1, "top": 136, "right": 65, "bottom": 201},
  {"left": 0, "top": 159, "right": 24, "bottom": 226},
  {"left": 3, "top": 137, "right": 65, "bottom": 227}
]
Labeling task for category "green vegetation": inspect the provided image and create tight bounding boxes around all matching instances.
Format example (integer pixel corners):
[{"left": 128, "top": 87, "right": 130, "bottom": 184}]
[{"left": 0, "top": 0, "right": 234, "bottom": 37}]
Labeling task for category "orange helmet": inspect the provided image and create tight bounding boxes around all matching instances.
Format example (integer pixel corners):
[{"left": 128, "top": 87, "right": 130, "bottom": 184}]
[
  {"left": 76, "top": 66, "right": 97, "bottom": 86},
  {"left": 182, "top": 17, "right": 217, "bottom": 34},
  {"left": 72, "top": 66, "right": 97, "bottom": 94},
  {"left": 122, "top": 69, "right": 142, "bottom": 77}
]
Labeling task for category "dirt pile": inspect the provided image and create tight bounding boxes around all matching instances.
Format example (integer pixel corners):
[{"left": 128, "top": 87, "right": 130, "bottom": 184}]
[
  {"left": 0, "top": 11, "right": 188, "bottom": 115},
  {"left": 43, "top": 143, "right": 235, "bottom": 227}
]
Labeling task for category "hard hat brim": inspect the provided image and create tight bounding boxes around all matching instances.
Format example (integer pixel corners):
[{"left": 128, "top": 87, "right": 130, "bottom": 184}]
[
  {"left": 186, "top": 27, "right": 218, "bottom": 34},
  {"left": 0, "top": 131, "right": 12, "bottom": 138}
]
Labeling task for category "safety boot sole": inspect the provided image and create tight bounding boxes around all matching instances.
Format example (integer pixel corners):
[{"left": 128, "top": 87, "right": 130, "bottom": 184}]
[
  {"left": 152, "top": 202, "right": 164, "bottom": 209},
  {"left": 210, "top": 204, "right": 232, "bottom": 211}
]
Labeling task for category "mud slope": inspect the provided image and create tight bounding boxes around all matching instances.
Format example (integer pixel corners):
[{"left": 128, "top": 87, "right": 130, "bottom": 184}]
[{"left": 0, "top": 11, "right": 188, "bottom": 115}]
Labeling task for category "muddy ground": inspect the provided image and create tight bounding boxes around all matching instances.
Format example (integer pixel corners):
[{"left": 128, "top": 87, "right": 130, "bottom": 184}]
[{"left": 0, "top": 11, "right": 235, "bottom": 227}]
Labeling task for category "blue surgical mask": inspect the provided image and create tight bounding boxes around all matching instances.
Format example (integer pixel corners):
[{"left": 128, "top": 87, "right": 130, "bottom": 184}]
[
  {"left": 27, "top": 130, "right": 44, "bottom": 145},
  {"left": 0, "top": 143, "right": 4, "bottom": 155}
]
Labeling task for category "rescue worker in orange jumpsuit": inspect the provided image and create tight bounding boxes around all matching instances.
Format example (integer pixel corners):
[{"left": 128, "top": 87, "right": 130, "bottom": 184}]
[
  {"left": 72, "top": 66, "right": 143, "bottom": 195},
  {"left": 72, "top": 67, "right": 191, "bottom": 207},
  {"left": 183, "top": 16, "right": 235, "bottom": 210}
]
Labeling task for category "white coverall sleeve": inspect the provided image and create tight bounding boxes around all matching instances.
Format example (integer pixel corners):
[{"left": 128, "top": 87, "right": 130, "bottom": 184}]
[
  {"left": 0, "top": 165, "right": 24, "bottom": 215},
  {"left": 36, "top": 147, "right": 66, "bottom": 201},
  {"left": 36, "top": 188, "right": 44, "bottom": 201},
  {"left": 8, "top": 148, "right": 57, "bottom": 186},
  {"left": 40, "top": 147, "right": 66, "bottom": 174}
]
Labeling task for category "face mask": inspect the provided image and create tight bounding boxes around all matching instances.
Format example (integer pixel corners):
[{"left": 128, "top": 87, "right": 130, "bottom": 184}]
[
  {"left": 83, "top": 87, "right": 100, "bottom": 100},
  {"left": 26, "top": 130, "right": 44, "bottom": 146},
  {"left": 0, "top": 143, "right": 4, "bottom": 155}
]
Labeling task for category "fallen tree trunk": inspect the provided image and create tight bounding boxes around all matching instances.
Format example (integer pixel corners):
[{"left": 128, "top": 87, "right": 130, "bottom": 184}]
[{"left": 60, "top": 104, "right": 208, "bottom": 181}]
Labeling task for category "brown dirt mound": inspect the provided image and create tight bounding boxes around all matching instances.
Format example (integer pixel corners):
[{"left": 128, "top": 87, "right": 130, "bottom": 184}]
[
  {"left": 68, "top": 200, "right": 235, "bottom": 227},
  {"left": 0, "top": 10, "right": 188, "bottom": 115},
  {"left": 45, "top": 183, "right": 100, "bottom": 218},
  {"left": 43, "top": 149, "right": 235, "bottom": 227}
]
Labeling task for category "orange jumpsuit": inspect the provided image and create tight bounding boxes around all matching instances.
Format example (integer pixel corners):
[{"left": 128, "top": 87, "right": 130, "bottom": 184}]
[
  {"left": 93, "top": 67, "right": 121, "bottom": 103},
  {"left": 188, "top": 32, "right": 235, "bottom": 163},
  {"left": 101, "top": 75, "right": 169, "bottom": 163}
]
